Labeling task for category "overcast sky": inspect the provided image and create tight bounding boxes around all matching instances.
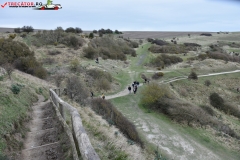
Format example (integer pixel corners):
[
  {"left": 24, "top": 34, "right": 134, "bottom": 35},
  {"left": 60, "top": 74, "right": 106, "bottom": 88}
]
[{"left": 1, "top": 0, "right": 240, "bottom": 31}]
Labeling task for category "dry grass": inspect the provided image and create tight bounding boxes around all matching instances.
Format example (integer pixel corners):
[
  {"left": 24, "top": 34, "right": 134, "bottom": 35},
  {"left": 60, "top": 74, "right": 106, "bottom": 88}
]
[{"left": 64, "top": 100, "right": 153, "bottom": 160}]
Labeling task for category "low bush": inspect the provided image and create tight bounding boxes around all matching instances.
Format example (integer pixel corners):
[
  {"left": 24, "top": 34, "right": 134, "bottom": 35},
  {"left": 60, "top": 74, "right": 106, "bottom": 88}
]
[
  {"left": 209, "top": 93, "right": 224, "bottom": 109},
  {"left": 151, "top": 39, "right": 169, "bottom": 46},
  {"left": 91, "top": 98, "right": 143, "bottom": 147},
  {"left": 200, "top": 33, "right": 212, "bottom": 36},
  {"left": 204, "top": 80, "right": 211, "bottom": 86},
  {"left": 66, "top": 75, "right": 89, "bottom": 105},
  {"left": 48, "top": 50, "right": 62, "bottom": 55},
  {"left": 42, "top": 58, "right": 55, "bottom": 65},
  {"left": 149, "top": 54, "right": 183, "bottom": 68},
  {"left": 209, "top": 93, "right": 240, "bottom": 118},
  {"left": 149, "top": 44, "right": 187, "bottom": 54},
  {"left": 84, "top": 37, "right": 135, "bottom": 60},
  {"left": 188, "top": 71, "right": 198, "bottom": 80},
  {"left": 8, "top": 34, "right": 16, "bottom": 39},
  {"left": 198, "top": 54, "right": 208, "bottom": 60},
  {"left": 0, "top": 38, "right": 47, "bottom": 79},
  {"left": 87, "top": 68, "right": 112, "bottom": 82},
  {"left": 152, "top": 72, "right": 164, "bottom": 79},
  {"left": 70, "top": 59, "right": 80, "bottom": 72},
  {"left": 200, "top": 105, "right": 215, "bottom": 116},
  {"left": 10, "top": 84, "right": 21, "bottom": 94},
  {"left": 140, "top": 83, "right": 171, "bottom": 108},
  {"left": 83, "top": 46, "right": 98, "bottom": 59}
]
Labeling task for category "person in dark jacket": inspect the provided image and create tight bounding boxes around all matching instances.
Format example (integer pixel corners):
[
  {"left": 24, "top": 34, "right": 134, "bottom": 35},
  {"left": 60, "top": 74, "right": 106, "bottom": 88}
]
[
  {"left": 90, "top": 91, "right": 94, "bottom": 99},
  {"left": 128, "top": 86, "right": 131, "bottom": 93},
  {"left": 133, "top": 85, "right": 137, "bottom": 94}
]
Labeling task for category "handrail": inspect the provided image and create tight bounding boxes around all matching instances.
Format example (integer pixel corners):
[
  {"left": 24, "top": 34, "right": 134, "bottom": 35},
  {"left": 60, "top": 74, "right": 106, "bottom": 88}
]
[{"left": 49, "top": 88, "right": 100, "bottom": 160}]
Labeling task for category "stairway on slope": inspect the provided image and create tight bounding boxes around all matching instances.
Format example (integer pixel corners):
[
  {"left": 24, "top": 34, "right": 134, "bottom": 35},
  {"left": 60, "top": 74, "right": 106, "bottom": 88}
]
[{"left": 20, "top": 96, "right": 70, "bottom": 160}]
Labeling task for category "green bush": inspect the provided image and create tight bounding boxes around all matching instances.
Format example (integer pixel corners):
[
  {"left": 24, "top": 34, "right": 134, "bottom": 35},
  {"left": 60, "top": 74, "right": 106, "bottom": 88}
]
[
  {"left": 209, "top": 93, "right": 224, "bottom": 109},
  {"left": 0, "top": 38, "right": 47, "bottom": 79},
  {"left": 140, "top": 83, "right": 170, "bottom": 108},
  {"left": 8, "top": 34, "right": 16, "bottom": 39},
  {"left": 87, "top": 68, "right": 112, "bottom": 82},
  {"left": 11, "top": 84, "right": 21, "bottom": 94},
  {"left": 152, "top": 72, "right": 164, "bottom": 79},
  {"left": 83, "top": 46, "right": 98, "bottom": 59},
  {"left": 149, "top": 54, "right": 183, "bottom": 68},
  {"left": 0, "top": 76, "right": 4, "bottom": 81},
  {"left": 65, "top": 27, "right": 75, "bottom": 33},
  {"left": 204, "top": 80, "right": 211, "bottom": 86},
  {"left": 84, "top": 37, "right": 136, "bottom": 60},
  {"left": 188, "top": 71, "right": 198, "bottom": 80},
  {"left": 91, "top": 98, "right": 143, "bottom": 147},
  {"left": 21, "top": 26, "right": 34, "bottom": 33}
]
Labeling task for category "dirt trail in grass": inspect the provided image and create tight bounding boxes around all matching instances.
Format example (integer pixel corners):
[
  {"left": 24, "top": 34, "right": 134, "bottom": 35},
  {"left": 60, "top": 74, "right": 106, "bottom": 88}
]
[
  {"left": 20, "top": 95, "right": 65, "bottom": 160},
  {"left": 106, "top": 70, "right": 240, "bottom": 100},
  {"left": 106, "top": 68, "right": 240, "bottom": 159}
]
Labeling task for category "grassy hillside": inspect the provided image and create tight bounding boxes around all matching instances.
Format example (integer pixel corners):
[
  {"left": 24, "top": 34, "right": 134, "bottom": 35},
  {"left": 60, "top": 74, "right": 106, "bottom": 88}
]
[{"left": 0, "top": 70, "right": 53, "bottom": 158}]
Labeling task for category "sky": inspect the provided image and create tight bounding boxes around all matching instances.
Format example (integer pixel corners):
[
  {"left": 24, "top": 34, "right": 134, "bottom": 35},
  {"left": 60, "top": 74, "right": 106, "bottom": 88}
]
[{"left": 0, "top": 0, "right": 240, "bottom": 31}]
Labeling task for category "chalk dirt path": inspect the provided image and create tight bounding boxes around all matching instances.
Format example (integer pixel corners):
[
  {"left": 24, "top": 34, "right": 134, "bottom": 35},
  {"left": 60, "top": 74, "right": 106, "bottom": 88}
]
[
  {"left": 106, "top": 70, "right": 240, "bottom": 160},
  {"left": 20, "top": 95, "right": 64, "bottom": 160}
]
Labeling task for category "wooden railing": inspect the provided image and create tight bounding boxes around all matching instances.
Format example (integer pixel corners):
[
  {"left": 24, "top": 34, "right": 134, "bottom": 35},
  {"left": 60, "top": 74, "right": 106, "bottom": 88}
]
[{"left": 49, "top": 88, "right": 100, "bottom": 160}]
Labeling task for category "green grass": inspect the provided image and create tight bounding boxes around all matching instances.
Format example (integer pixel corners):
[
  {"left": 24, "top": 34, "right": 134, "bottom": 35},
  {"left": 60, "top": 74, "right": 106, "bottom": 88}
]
[{"left": 0, "top": 85, "right": 38, "bottom": 152}]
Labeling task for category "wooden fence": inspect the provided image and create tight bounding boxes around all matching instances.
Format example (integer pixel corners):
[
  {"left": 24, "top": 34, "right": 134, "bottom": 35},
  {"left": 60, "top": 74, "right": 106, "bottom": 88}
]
[{"left": 49, "top": 88, "right": 100, "bottom": 160}]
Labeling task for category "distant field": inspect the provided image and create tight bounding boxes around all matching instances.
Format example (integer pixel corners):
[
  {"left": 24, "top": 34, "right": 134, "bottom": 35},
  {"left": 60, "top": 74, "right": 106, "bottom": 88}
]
[{"left": 121, "top": 31, "right": 214, "bottom": 39}]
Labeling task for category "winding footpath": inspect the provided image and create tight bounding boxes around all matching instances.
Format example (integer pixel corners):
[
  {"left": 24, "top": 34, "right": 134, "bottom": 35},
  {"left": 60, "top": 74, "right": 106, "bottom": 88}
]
[
  {"left": 106, "top": 69, "right": 240, "bottom": 100},
  {"left": 105, "top": 69, "right": 240, "bottom": 160}
]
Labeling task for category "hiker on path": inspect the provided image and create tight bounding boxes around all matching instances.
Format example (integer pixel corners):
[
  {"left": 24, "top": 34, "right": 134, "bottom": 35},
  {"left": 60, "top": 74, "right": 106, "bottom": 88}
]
[
  {"left": 128, "top": 86, "right": 131, "bottom": 93},
  {"left": 133, "top": 85, "right": 138, "bottom": 94},
  {"left": 237, "top": 88, "right": 239, "bottom": 93},
  {"left": 101, "top": 93, "right": 105, "bottom": 99},
  {"left": 95, "top": 57, "right": 99, "bottom": 64},
  {"left": 90, "top": 91, "right": 94, "bottom": 99},
  {"left": 132, "top": 82, "right": 135, "bottom": 88}
]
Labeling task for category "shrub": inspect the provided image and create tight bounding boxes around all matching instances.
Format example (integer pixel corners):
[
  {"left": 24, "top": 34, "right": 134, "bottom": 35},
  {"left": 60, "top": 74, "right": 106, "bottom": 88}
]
[
  {"left": 200, "top": 105, "right": 215, "bottom": 116},
  {"left": 83, "top": 46, "right": 97, "bottom": 59},
  {"left": 149, "top": 44, "right": 188, "bottom": 54},
  {"left": 87, "top": 68, "right": 112, "bottom": 82},
  {"left": 0, "top": 76, "right": 3, "bottom": 81},
  {"left": 209, "top": 93, "right": 224, "bottom": 109},
  {"left": 20, "top": 33, "right": 27, "bottom": 38},
  {"left": 91, "top": 98, "right": 143, "bottom": 147},
  {"left": 129, "top": 41, "right": 139, "bottom": 48},
  {"left": 70, "top": 59, "right": 79, "bottom": 72},
  {"left": 200, "top": 33, "right": 212, "bottom": 36},
  {"left": 65, "top": 27, "right": 75, "bottom": 33},
  {"left": 149, "top": 54, "right": 183, "bottom": 68},
  {"left": 188, "top": 71, "right": 198, "bottom": 80},
  {"left": 140, "top": 83, "right": 170, "bottom": 108},
  {"left": 11, "top": 84, "right": 21, "bottom": 94},
  {"left": 96, "top": 77, "right": 111, "bottom": 91},
  {"left": 66, "top": 75, "right": 89, "bottom": 104},
  {"left": 75, "top": 27, "right": 82, "bottom": 33},
  {"left": 89, "top": 33, "right": 94, "bottom": 39},
  {"left": 152, "top": 72, "right": 164, "bottom": 79},
  {"left": 21, "top": 26, "right": 34, "bottom": 33},
  {"left": 48, "top": 50, "right": 61, "bottom": 55},
  {"left": 8, "top": 34, "right": 16, "bottom": 39},
  {"left": 85, "top": 37, "right": 135, "bottom": 60},
  {"left": 151, "top": 39, "right": 169, "bottom": 46},
  {"left": 14, "top": 27, "right": 21, "bottom": 33},
  {"left": 198, "top": 54, "right": 208, "bottom": 60},
  {"left": 204, "top": 80, "right": 211, "bottom": 86},
  {"left": 93, "top": 30, "right": 98, "bottom": 33}
]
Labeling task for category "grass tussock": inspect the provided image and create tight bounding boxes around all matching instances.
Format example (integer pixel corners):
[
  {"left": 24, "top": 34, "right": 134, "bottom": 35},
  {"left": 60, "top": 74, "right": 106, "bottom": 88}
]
[{"left": 91, "top": 98, "right": 143, "bottom": 147}]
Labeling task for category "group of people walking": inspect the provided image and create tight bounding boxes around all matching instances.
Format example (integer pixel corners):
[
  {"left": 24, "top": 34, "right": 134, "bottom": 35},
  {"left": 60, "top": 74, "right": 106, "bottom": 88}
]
[{"left": 128, "top": 81, "right": 139, "bottom": 94}]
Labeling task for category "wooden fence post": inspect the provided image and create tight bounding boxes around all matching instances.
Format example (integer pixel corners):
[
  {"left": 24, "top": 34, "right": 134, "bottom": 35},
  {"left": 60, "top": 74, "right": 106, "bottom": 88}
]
[{"left": 59, "top": 103, "right": 65, "bottom": 120}]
